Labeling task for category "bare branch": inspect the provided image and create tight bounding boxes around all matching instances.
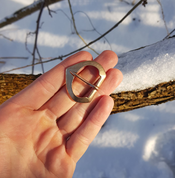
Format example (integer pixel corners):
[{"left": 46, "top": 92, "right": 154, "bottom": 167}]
[
  {"left": 120, "top": 0, "right": 134, "bottom": 6},
  {"left": 0, "top": 0, "right": 62, "bottom": 29},
  {"left": 36, "top": 47, "right": 45, "bottom": 73},
  {"left": 0, "top": 34, "right": 13, "bottom": 41},
  {"left": 0, "top": 73, "right": 174, "bottom": 114},
  {"left": 45, "top": 0, "right": 57, "bottom": 17},
  {"left": 157, "top": 0, "right": 169, "bottom": 35},
  {"left": 31, "top": 1, "right": 45, "bottom": 74},
  {"left": 25, "top": 32, "right": 34, "bottom": 55},
  {"left": 0, "top": 57, "right": 28, "bottom": 60},
  {"left": 74, "top": 11, "right": 112, "bottom": 50},
  {"left": 111, "top": 80, "right": 175, "bottom": 114},
  {"left": 68, "top": 0, "right": 99, "bottom": 55},
  {"left": 64, "top": 0, "right": 145, "bottom": 57},
  {"left": 1, "top": 0, "right": 145, "bottom": 73},
  {"left": 163, "top": 29, "right": 175, "bottom": 39},
  {"left": 0, "top": 56, "right": 62, "bottom": 74},
  {"left": 142, "top": 0, "right": 148, "bottom": 7}
]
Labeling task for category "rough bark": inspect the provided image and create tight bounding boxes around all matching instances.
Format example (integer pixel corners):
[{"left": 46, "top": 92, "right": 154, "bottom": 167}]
[
  {"left": 0, "top": 74, "right": 41, "bottom": 104},
  {"left": 111, "top": 80, "right": 175, "bottom": 114},
  {"left": 0, "top": 73, "right": 175, "bottom": 114},
  {"left": 1, "top": 36, "right": 175, "bottom": 113},
  {"left": 0, "top": 0, "right": 62, "bottom": 29}
]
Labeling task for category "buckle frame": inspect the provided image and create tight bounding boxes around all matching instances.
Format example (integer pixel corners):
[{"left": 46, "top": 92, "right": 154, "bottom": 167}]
[{"left": 66, "top": 61, "right": 106, "bottom": 103}]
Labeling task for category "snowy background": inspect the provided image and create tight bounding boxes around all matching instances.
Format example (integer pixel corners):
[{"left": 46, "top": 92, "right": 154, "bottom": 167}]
[{"left": 1, "top": 0, "right": 175, "bottom": 177}]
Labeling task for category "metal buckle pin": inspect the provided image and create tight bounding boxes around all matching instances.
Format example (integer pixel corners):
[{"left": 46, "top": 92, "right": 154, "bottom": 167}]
[{"left": 66, "top": 61, "right": 106, "bottom": 103}]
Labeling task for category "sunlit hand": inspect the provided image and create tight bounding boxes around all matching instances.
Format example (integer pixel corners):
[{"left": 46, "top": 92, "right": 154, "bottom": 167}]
[{"left": 0, "top": 51, "right": 122, "bottom": 178}]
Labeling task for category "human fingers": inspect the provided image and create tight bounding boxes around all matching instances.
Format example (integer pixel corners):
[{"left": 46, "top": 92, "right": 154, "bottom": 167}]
[
  {"left": 39, "top": 50, "right": 118, "bottom": 119},
  {"left": 8, "top": 51, "right": 92, "bottom": 110},
  {"left": 66, "top": 95, "right": 114, "bottom": 162},
  {"left": 57, "top": 68, "right": 123, "bottom": 137}
]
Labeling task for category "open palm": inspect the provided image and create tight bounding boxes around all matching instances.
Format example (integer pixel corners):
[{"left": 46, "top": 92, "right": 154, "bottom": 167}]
[{"left": 0, "top": 51, "right": 122, "bottom": 178}]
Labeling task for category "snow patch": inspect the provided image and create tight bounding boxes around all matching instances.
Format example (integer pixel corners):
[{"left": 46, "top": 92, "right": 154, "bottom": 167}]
[
  {"left": 114, "top": 38, "right": 175, "bottom": 93},
  {"left": 92, "top": 129, "right": 139, "bottom": 148},
  {"left": 11, "top": 0, "right": 33, "bottom": 5}
]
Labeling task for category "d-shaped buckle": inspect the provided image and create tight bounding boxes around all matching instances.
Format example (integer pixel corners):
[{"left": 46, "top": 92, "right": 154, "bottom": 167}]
[{"left": 66, "top": 61, "right": 106, "bottom": 103}]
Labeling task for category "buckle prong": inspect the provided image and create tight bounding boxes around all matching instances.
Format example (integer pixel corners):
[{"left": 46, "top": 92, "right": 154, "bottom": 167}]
[
  {"left": 66, "top": 61, "right": 106, "bottom": 103},
  {"left": 69, "top": 71, "right": 99, "bottom": 90}
]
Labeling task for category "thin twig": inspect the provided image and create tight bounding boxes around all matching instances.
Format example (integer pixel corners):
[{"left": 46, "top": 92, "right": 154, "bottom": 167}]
[
  {"left": 0, "top": 34, "right": 13, "bottom": 41},
  {"left": 0, "top": 0, "right": 62, "bottom": 29},
  {"left": 31, "top": 1, "right": 45, "bottom": 74},
  {"left": 157, "top": 0, "right": 169, "bottom": 36},
  {"left": 120, "top": 0, "right": 133, "bottom": 5},
  {"left": 0, "top": 57, "right": 28, "bottom": 60},
  {"left": 68, "top": 0, "right": 99, "bottom": 55},
  {"left": 163, "top": 28, "right": 175, "bottom": 40},
  {"left": 1, "top": 56, "right": 63, "bottom": 73},
  {"left": 74, "top": 11, "right": 112, "bottom": 50},
  {"left": 25, "top": 31, "right": 36, "bottom": 55},
  {"left": 46, "top": 0, "right": 53, "bottom": 17},
  {"left": 1, "top": 0, "right": 144, "bottom": 74},
  {"left": 63, "top": 0, "right": 145, "bottom": 57},
  {"left": 36, "top": 47, "right": 45, "bottom": 73},
  {"left": 55, "top": 9, "right": 74, "bottom": 34},
  {"left": 45, "top": 0, "right": 57, "bottom": 17}
]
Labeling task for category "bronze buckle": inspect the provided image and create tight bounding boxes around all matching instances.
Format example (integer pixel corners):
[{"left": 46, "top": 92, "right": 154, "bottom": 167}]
[{"left": 66, "top": 61, "right": 106, "bottom": 103}]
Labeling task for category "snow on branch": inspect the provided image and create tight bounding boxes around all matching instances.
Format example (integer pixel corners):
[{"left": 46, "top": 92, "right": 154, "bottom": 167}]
[
  {"left": 111, "top": 36, "right": 175, "bottom": 113},
  {"left": 0, "top": 36, "right": 175, "bottom": 114},
  {"left": 0, "top": 0, "right": 62, "bottom": 29}
]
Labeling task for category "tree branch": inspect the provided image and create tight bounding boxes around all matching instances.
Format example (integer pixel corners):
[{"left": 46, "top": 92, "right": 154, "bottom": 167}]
[
  {"left": 1, "top": 0, "right": 145, "bottom": 74},
  {"left": 63, "top": 0, "right": 145, "bottom": 57},
  {"left": 0, "top": 34, "right": 13, "bottom": 41},
  {"left": 31, "top": 1, "right": 45, "bottom": 74},
  {"left": 163, "top": 28, "right": 175, "bottom": 40},
  {"left": 0, "top": 73, "right": 174, "bottom": 114},
  {"left": 73, "top": 11, "right": 112, "bottom": 50},
  {"left": 0, "top": 57, "right": 28, "bottom": 60},
  {"left": 111, "top": 80, "right": 175, "bottom": 114},
  {"left": 68, "top": 0, "right": 99, "bottom": 55},
  {"left": 157, "top": 0, "right": 169, "bottom": 35},
  {"left": 0, "top": 0, "right": 62, "bottom": 29},
  {"left": 1, "top": 37, "right": 175, "bottom": 114}
]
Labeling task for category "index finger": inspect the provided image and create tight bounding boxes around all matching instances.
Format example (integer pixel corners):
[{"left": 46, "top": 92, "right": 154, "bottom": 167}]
[{"left": 8, "top": 51, "right": 92, "bottom": 110}]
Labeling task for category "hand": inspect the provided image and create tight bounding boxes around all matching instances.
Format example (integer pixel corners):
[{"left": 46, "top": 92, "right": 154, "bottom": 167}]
[{"left": 0, "top": 51, "right": 122, "bottom": 178}]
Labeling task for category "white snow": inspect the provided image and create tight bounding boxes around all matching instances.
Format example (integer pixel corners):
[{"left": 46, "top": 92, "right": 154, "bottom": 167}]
[
  {"left": 114, "top": 37, "right": 175, "bottom": 93},
  {"left": 0, "top": 0, "right": 44, "bottom": 24},
  {"left": 1, "top": 0, "right": 175, "bottom": 178},
  {"left": 11, "top": 0, "right": 34, "bottom": 5}
]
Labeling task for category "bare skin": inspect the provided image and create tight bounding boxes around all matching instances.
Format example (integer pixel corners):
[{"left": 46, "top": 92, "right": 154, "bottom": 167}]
[{"left": 0, "top": 51, "right": 122, "bottom": 178}]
